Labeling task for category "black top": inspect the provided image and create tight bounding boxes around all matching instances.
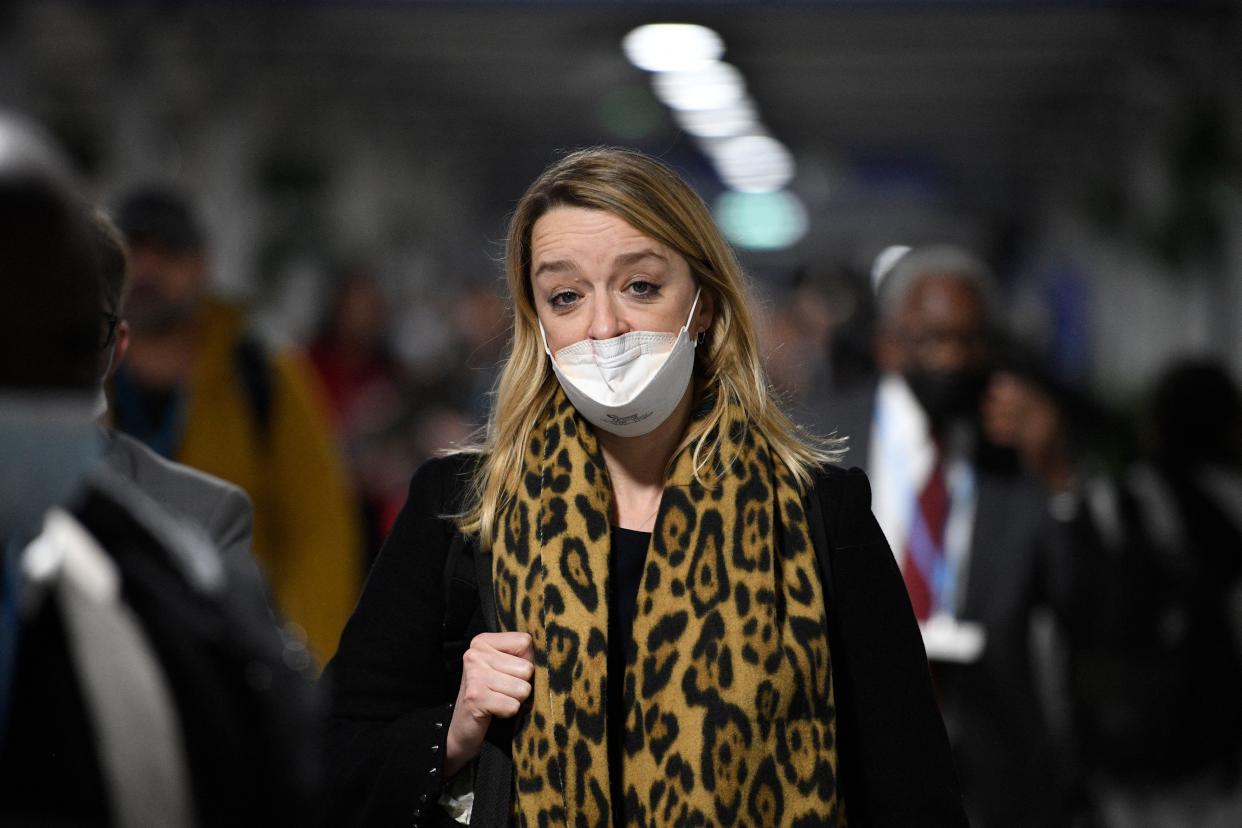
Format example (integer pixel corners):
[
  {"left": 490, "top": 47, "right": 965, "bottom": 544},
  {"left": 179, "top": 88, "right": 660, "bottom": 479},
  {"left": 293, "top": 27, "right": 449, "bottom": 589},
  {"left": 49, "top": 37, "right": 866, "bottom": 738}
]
[
  {"left": 607, "top": 526, "right": 649, "bottom": 827},
  {"left": 323, "top": 453, "right": 968, "bottom": 828}
]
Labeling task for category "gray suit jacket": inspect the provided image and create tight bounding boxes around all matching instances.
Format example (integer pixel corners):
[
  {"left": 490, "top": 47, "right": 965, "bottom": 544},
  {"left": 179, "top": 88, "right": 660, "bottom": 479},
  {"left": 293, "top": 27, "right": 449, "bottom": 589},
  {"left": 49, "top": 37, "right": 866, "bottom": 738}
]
[{"left": 103, "top": 428, "right": 273, "bottom": 615}]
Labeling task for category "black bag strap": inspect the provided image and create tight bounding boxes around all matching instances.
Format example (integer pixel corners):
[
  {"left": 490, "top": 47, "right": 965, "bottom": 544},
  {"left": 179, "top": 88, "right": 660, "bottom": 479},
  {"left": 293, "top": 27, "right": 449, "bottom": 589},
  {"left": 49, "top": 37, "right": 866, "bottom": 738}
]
[
  {"left": 233, "top": 336, "right": 273, "bottom": 445},
  {"left": 441, "top": 531, "right": 476, "bottom": 669},
  {"left": 439, "top": 530, "right": 513, "bottom": 827}
]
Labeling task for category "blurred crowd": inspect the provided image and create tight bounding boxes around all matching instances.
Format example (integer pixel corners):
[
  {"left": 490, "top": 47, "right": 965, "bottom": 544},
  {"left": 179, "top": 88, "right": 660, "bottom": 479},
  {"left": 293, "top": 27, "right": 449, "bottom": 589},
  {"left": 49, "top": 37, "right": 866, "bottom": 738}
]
[{"left": 2, "top": 108, "right": 1241, "bottom": 828}]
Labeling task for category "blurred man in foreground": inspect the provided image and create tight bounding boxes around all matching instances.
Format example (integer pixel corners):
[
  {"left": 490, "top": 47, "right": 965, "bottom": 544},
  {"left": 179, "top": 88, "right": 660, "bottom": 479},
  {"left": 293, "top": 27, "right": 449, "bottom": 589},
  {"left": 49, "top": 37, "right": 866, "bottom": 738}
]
[
  {"left": 0, "top": 171, "right": 323, "bottom": 826},
  {"left": 109, "top": 187, "right": 361, "bottom": 660}
]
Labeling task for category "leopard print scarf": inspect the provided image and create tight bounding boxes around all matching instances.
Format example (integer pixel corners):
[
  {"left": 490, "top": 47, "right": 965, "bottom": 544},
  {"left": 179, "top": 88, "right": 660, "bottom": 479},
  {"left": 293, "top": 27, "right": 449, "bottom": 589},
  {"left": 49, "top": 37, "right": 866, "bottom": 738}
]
[{"left": 491, "top": 389, "right": 843, "bottom": 827}]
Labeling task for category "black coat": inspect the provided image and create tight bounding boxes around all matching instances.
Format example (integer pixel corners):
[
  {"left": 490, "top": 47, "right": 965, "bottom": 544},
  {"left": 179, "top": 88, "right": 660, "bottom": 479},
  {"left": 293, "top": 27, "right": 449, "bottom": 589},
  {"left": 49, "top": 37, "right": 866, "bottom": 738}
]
[{"left": 324, "top": 453, "right": 967, "bottom": 827}]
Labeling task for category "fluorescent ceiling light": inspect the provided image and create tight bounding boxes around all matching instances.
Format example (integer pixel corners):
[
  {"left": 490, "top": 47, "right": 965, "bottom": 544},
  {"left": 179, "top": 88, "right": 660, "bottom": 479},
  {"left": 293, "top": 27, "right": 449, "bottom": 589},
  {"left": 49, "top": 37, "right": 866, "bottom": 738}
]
[
  {"left": 623, "top": 24, "right": 724, "bottom": 73},
  {"left": 871, "top": 245, "right": 912, "bottom": 293},
  {"left": 652, "top": 62, "right": 745, "bottom": 112},
  {"left": 711, "top": 135, "right": 795, "bottom": 194},
  {"left": 714, "top": 190, "right": 809, "bottom": 251},
  {"left": 673, "top": 99, "right": 759, "bottom": 139}
]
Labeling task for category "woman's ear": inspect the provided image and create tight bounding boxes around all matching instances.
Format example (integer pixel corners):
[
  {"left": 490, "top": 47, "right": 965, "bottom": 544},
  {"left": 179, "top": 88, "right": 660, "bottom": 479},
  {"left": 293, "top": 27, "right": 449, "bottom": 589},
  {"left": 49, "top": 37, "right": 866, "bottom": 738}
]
[{"left": 695, "top": 288, "right": 716, "bottom": 338}]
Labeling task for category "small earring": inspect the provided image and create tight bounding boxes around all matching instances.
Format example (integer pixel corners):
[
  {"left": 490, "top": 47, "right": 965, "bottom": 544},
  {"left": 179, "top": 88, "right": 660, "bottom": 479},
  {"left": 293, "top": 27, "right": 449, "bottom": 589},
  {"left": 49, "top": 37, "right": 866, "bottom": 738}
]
[{"left": 696, "top": 329, "right": 706, "bottom": 345}]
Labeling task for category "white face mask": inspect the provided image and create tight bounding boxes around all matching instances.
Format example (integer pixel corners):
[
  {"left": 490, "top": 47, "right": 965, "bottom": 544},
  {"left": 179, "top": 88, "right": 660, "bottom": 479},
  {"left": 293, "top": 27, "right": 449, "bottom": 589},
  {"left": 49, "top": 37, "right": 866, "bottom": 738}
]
[{"left": 540, "top": 289, "right": 701, "bottom": 438}]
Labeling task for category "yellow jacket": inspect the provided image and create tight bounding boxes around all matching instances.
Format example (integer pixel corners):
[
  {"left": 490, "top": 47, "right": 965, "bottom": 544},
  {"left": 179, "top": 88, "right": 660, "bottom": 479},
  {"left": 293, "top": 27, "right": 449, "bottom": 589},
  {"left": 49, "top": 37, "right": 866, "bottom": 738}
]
[{"left": 174, "top": 300, "right": 361, "bottom": 662}]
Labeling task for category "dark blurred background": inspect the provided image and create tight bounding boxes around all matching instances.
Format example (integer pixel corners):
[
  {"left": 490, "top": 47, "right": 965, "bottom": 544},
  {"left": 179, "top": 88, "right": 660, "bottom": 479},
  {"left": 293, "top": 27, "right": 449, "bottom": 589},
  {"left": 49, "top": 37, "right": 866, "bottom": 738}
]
[
  {"left": 0, "top": 0, "right": 1234, "bottom": 563},
  {"left": 4, "top": 1, "right": 1239, "bottom": 397},
  {"left": 5, "top": 3, "right": 1242, "bottom": 824},
  {"left": 5, "top": 0, "right": 1240, "bottom": 584}
]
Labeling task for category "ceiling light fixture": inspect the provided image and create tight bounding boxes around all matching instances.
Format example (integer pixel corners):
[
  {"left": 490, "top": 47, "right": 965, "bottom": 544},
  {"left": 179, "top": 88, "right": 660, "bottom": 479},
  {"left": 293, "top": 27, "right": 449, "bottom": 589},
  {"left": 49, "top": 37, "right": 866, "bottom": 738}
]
[
  {"left": 711, "top": 135, "right": 795, "bottom": 194},
  {"left": 672, "top": 99, "right": 759, "bottom": 139},
  {"left": 622, "top": 24, "right": 724, "bottom": 73},
  {"left": 651, "top": 62, "right": 746, "bottom": 112}
]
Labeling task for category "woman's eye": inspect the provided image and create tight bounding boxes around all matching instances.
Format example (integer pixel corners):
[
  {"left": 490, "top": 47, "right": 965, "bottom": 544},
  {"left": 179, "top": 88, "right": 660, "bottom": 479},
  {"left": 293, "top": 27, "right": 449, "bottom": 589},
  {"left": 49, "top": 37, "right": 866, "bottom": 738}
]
[
  {"left": 627, "top": 280, "right": 660, "bottom": 298},
  {"left": 549, "top": 290, "right": 579, "bottom": 308}
]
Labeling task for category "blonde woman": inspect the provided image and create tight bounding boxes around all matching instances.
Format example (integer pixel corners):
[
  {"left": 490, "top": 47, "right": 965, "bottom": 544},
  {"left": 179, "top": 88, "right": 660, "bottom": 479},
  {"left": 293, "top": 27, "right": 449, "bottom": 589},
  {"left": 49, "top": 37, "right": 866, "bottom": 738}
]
[{"left": 325, "top": 148, "right": 966, "bottom": 827}]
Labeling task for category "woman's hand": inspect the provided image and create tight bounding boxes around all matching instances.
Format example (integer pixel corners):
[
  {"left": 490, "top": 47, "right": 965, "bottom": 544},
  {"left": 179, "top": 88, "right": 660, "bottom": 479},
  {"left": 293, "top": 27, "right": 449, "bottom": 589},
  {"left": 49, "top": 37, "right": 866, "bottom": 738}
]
[{"left": 445, "top": 631, "right": 535, "bottom": 778}]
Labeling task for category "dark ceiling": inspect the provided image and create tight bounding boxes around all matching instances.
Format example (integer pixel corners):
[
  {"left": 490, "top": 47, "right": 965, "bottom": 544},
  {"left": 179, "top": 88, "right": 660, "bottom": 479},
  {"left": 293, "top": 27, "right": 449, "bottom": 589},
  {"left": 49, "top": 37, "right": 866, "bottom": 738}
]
[{"left": 2, "top": 1, "right": 1238, "bottom": 264}]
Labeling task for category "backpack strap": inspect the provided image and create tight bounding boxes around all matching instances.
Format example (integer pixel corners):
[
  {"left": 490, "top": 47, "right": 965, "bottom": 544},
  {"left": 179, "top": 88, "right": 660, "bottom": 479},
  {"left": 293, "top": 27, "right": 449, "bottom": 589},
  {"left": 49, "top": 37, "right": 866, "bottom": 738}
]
[
  {"left": 439, "top": 530, "right": 514, "bottom": 827},
  {"left": 472, "top": 536, "right": 515, "bottom": 828},
  {"left": 233, "top": 336, "right": 273, "bottom": 446},
  {"left": 441, "top": 531, "right": 477, "bottom": 671}
]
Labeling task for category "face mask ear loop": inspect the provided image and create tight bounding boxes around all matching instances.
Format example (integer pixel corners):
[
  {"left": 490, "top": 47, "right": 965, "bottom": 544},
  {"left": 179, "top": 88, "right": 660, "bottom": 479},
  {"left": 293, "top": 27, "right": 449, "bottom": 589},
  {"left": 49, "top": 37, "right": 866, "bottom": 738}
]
[
  {"left": 537, "top": 318, "right": 553, "bottom": 358},
  {"left": 685, "top": 287, "right": 703, "bottom": 347}
]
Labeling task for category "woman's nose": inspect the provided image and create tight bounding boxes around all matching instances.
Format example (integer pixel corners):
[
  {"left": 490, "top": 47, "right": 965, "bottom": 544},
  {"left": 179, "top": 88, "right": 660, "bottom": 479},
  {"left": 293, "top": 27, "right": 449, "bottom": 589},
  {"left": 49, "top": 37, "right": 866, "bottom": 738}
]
[{"left": 587, "top": 296, "right": 627, "bottom": 340}]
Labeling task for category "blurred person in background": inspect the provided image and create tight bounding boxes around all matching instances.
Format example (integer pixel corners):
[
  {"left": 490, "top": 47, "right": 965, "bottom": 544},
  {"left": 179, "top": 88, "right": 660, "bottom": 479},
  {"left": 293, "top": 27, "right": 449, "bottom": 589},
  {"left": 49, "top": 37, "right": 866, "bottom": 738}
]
[
  {"left": 825, "top": 244, "right": 1078, "bottom": 827},
  {"left": 324, "top": 147, "right": 966, "bottom": 827},
  {"left": 92, "top": 206, "right": 273, "bottom": 619},
  {"left": 1054, "top": 357, "right": 1242, "bottom": 827},
  {"left": 308, "top": 265, "right": 411, "bottom": 564},
  {"left": 108, "top": 186, "right": 362, "bottom": 661},
  {"left": 0, "top": 170, "right": 323, "bottom": 827},
  {"left": 759, "top": 273, "right": 840, "bottom": 438},
  {"left": 307, "top": 267, "right": 488, "bottom": 564},
  {"left": 449, "top": 284, "right": 510, "bottom": 426},
  {"left": 308, "top": 265, "right": 404, "bottom": 432}
]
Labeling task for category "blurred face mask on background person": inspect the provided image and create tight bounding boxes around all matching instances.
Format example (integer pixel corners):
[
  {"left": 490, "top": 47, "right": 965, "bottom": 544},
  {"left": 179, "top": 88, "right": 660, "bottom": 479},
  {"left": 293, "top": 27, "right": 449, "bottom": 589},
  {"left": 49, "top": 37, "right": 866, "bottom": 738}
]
[
  {"left": 904, "top": 364, "right": 990, "bottom": 433},
  {"left": 0, "top": 394, "right": 102, "bottom": 540},
  {"left": 541, "top": 289, "right": 701, "bottom": 438}
]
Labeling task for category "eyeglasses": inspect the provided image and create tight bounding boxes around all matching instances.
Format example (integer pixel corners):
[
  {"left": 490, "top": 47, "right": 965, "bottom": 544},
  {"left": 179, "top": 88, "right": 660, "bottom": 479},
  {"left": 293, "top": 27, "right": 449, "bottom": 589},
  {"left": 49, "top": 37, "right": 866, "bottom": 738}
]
[{"left": 101, "top": 311, "right": 120, "bottom": 351}]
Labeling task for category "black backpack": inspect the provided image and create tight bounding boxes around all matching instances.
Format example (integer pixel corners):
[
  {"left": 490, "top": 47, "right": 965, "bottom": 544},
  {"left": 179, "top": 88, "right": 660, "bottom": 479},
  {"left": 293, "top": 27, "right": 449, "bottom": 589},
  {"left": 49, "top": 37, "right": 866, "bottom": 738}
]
[{"left": 74, "top": 480, "right": 325, "bottom": 826}]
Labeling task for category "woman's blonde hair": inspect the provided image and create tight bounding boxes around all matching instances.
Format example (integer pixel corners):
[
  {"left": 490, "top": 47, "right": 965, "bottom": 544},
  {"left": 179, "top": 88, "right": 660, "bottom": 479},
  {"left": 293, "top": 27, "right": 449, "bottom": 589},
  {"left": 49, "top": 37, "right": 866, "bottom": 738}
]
[{"left": 457, "top": 147, "right": 843, "bottom": 543}]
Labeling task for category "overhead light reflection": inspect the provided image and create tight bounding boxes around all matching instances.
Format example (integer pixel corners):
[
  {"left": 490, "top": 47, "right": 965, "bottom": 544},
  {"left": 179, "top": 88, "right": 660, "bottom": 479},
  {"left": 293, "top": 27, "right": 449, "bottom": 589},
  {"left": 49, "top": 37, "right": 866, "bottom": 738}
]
[
  {"left": 622, "top": 24, "right": 724, "bottom": 73},
  {"left": 673, "top": 99, "right": 759, "bottom": 139},
  {"left": 622, "top": 23, "right": 813, "bottom": 229},
  {"left": 711, "top": 135, "right": 795, "bottom": 194},
  {"left": 871, "top": 245, "right": 912, "bottom": 293},
  {"left": 652, "top": 62, "right": 745, "bottom": 112},
  {"left": 714, "top": 190, "right": 808, "bottom": 251}
]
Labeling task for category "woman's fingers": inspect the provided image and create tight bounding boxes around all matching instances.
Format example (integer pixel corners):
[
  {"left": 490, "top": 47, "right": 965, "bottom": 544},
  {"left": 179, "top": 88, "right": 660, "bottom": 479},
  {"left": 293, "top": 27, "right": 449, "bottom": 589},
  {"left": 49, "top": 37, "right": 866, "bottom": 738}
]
[
  {"left": 476, "top": 631, "right": 534, "bottom": 659},
  {"left": 486, "top": 650, "right": 536, "bottom": 680},
  {"left": 460, "top": 677, "right": 528, "bottom": 718},
  {"left": 457, "top": 632, "right": 537, "bottom": 722},
  {"left": 463, "top": 644, "right": 534, "bottom": 680},
  {"left": 486, "top": 671, "right": 533, "bottom": 705},
  {"left": 458, "top": 654, "right": 531, "bottom": 713},
  {"left": 446, "top": 632, "right": 537, "bottom": 777}
]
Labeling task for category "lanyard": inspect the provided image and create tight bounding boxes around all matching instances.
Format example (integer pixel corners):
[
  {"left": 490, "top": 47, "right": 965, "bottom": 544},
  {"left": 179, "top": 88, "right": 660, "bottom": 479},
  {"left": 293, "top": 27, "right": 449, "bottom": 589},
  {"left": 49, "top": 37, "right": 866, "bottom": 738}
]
[
  {"left": 941, "top": 458, "right": 976, "bottom": 615},
  {"left": 898, "top": 453, "right": 976, "bottom": 618},
  {"left": 906, "top": 496, "right": 952, "bottom": 614}
]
